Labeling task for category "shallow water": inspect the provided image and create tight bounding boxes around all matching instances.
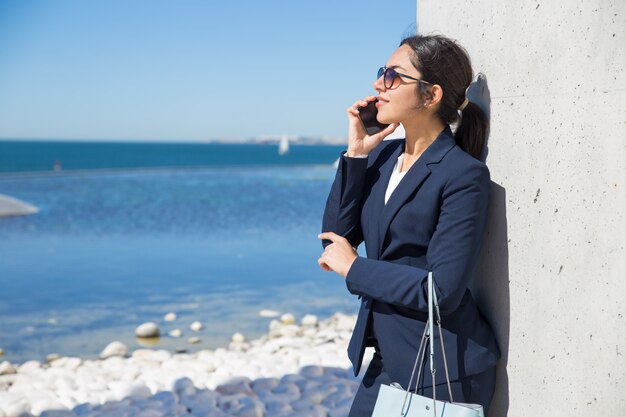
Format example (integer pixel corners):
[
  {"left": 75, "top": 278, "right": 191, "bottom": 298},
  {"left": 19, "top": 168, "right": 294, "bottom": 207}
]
[{"left": 0, "top": 164, "right": 362, "bottom": 364}]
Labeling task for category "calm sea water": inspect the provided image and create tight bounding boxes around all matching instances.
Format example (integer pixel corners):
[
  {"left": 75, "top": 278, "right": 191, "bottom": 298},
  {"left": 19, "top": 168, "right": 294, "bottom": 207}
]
[{"left": 0, "top": 141, "right": 362, "bottom": 364}]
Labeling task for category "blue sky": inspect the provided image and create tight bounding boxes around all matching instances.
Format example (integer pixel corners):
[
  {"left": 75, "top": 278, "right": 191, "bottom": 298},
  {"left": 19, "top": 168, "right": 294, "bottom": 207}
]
[{"left": 0, "top": 1, "right": 416, "bottom": 141}]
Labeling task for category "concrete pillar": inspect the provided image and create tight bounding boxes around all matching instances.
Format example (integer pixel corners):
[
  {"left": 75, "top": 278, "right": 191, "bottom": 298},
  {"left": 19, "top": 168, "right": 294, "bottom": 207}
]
[{"left": 416, "top": 1, "right": 626, "bottom": 416}]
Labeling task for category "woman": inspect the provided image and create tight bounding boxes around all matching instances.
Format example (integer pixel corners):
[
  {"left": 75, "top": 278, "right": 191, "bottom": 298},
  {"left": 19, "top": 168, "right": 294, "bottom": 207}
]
[{"left": 318, "top": 34, "right": 500, "bottom": 416}]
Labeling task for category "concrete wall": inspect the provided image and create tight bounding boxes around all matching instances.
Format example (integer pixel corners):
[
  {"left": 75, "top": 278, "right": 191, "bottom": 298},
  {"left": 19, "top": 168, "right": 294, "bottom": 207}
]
[{"left": 416, "top": 1, "right": 626, "bottom": 416}]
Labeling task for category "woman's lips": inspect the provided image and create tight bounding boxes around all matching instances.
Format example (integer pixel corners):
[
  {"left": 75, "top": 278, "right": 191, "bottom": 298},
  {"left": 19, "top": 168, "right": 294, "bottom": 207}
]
[{"left": 376, "top": 97, "right": 388, "bottom": 106}]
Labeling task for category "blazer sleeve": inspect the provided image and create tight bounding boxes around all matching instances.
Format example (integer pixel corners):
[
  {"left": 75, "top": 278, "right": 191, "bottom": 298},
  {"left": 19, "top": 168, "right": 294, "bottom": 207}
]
[
  {"left": 345, "top": 163, "right": 491, "bottom": 316},
  {"left": 321, "top": 150, "right": 369, "bottom": 250}
]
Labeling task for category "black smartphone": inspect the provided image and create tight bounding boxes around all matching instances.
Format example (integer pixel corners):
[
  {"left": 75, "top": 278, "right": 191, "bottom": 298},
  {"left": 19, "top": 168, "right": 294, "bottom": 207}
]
[{"left": 358, "top": 100, "right": 389, "bottom": 135}]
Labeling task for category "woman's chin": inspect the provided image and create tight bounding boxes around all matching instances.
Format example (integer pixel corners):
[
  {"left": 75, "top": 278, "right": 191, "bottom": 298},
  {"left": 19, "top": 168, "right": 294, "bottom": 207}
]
[
  {"left": 376, "top": 109, "right": 397, "bottom": 125},
  {"left": 377, "top": 116, "right": 396, "bottom": 125}
]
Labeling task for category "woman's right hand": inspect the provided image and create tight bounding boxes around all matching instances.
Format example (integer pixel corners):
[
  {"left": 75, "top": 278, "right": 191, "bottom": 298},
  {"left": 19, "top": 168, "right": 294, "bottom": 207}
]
[{"left": 346, "top": 95, "right": 399, "bottom": 157}]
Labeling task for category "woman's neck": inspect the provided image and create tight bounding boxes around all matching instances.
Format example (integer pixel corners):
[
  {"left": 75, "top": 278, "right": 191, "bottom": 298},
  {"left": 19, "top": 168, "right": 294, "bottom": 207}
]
[{"left": 402, "top": 118, "right": 446, "bottom": 157}]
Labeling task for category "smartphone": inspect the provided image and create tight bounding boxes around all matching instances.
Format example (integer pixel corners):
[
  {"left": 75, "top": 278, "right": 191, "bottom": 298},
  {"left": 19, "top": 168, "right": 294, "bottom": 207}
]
[{"left": 358, "top": 100, "right": 389, "bottom": 135}]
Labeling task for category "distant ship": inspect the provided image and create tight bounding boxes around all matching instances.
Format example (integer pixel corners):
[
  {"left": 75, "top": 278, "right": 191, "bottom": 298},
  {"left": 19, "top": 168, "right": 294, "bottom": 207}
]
[{"left": 278, "top": 134, "right": 289, "bottom": 155}]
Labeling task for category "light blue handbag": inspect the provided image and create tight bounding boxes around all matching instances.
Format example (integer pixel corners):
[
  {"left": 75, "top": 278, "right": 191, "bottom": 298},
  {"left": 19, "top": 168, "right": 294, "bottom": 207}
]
[{"left": 371, "top": 272, "right": 485, "bottom": 417}]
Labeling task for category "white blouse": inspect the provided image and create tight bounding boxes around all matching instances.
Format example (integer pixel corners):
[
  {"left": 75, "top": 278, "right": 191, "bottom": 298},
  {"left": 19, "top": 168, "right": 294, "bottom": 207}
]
[{"left": 384, "top": 153, "right": 407, "bottom": 205}]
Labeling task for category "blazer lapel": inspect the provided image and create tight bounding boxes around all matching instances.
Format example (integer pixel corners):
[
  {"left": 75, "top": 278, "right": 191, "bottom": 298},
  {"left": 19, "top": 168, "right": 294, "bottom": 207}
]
[
  {"left": 367, "top": 141, "right": 403, "bottom": 259},
  {"left": 377, "top": 126, "right": 457, "bottom": 258}
]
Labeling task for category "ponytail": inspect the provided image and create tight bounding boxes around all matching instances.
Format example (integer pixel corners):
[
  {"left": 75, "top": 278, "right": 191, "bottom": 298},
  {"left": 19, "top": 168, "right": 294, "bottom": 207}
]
[{"left": 454, "top": 101, "right": 488, "bottom": 160}]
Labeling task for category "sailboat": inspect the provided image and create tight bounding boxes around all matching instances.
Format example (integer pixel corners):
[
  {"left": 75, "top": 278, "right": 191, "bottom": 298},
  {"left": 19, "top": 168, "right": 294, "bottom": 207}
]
[{"left": 278, "top": 134, "right": 289, "bottom": 155}]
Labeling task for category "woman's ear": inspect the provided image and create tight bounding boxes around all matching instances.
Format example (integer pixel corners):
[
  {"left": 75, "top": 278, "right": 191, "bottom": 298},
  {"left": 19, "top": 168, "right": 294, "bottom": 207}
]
[{"left": 425, "top": 84, "right": 444, "bottom": 109}]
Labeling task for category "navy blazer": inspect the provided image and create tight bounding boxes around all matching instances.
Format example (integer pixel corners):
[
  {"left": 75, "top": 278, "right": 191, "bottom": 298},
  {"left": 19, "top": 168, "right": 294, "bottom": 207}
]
[{"left": 321, "top": 126, "right": 500, "bottom": 387}]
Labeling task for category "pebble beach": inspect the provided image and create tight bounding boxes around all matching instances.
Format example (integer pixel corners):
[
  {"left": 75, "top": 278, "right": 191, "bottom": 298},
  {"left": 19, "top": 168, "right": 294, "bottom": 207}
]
[{"left": 0, "top": 312, "right": 371, "bottom": 417}]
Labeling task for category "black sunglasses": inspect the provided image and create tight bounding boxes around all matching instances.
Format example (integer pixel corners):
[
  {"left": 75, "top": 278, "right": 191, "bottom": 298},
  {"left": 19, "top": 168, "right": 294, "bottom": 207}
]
[{"left": 377, "top": 66, "right": 433, "bottom": 89}]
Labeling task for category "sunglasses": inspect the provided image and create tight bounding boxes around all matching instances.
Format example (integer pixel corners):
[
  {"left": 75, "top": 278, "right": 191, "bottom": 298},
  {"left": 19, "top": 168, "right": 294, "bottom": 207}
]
[{"left": 377, "top": 66, "right": 433, "bottom": 89}]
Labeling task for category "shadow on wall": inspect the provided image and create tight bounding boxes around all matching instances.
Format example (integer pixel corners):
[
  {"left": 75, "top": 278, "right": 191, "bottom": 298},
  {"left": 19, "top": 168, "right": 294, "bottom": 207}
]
[
  {"left": 472, "top": 182, "right": 511, "bottom": 417},
  {"left": 468, "top": 72, "right": 510, "bottom": 416}
]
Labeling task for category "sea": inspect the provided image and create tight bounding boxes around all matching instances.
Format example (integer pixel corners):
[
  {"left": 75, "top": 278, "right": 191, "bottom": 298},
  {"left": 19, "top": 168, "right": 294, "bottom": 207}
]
[{"left": 0, "top": 140, "right": 362, "bottom": 364}]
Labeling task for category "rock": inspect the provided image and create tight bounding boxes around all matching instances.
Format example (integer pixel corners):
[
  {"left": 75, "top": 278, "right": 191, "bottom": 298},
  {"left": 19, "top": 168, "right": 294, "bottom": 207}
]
[
  {"left": 280, "top": 313, "right": 296, "bottom": 325},
  {"left": 164, "top": 312, "right": 177, "bottom": 322},
  {"left": 0, "top": 360, "right": 16, "bottom": 375},
  {"left": 100, "top": 341, "right": 128, "bottom": 359},
  {"left": 175, "top": 347, "right": 187, "bottom": 354},
  {"left": 17, "top": 360, "right": 41, "bottom": 373},
  {"left": 251, "top": 377, "right": 280, "bottom": 393},
  {"left": 188, "top": 337, "right": 201, "bottom": 344},
  {"left": 150, "top": 390, "right": 177, "bottom": 407},
  {"left": 232, "top": 332, "right": 246, "bottom": 343},
  {"left": 329, "top": 407, "right": 352, "bottom": 417},
  {"left": 259, "top": 309, "right": 280, "bottom": 318},
  {"left": 234, "top": 400, "right": 264, "bottom": 417},
  {"left": 40, "top": 410, "right": 76, "bottom": 417},
  {"left": 0, "top": 194, "right": 38, "bottom": 217},
  {"left": 301, "top": 314, "right": 318, "bottom": 327},
  {"left": 0, "top": 347, "right": 3, "bottom": 357},
  {"left": 61, "top": 357, "right": 82, "bottom": 370},
  {"left": 216, "top": 393, "right": 250, "bottom": 413},
  {"left": 131, "top": 348, "right": 154, "bottom": 358},
  {"left": 168, "top": 329, "right": 182, "bottom": 338},
  {"left": 300, "top": 365, "right": 324, "bottom": 378},
  {"left": 190, "top": 321, "right": 203, "bottom": 332},
  {"left": 173, "top": 377, "right": 197, "bottom": 396},
  {"left": 279, "top": 324, "right": 301, "bottom": 338},
  {"left": 31, "top": 399, "right": 67, "bottom": 416},
  {"left": 46, "top": 353, "right": 61, "bottom": 363},
  {"left": 216, "top": 377, "right": 254, "bottom": 396},
  {"left": 2, "top": 401, "right": 31, "bottom": 417},
  {"left": 135, "top": 322, "right": 160, "bottom": 338}
]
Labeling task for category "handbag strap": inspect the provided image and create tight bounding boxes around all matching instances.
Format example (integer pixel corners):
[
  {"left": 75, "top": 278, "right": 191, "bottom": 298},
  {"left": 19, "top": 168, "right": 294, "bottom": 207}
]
[{"left": 400, "top": 271, "right": 454, "bottom": 417}]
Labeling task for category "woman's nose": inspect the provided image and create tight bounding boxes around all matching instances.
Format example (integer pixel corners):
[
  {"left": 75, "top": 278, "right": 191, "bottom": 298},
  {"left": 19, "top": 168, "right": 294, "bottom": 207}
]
[{"left": 373, "top": 75, "right": 385, "bottom": 92}]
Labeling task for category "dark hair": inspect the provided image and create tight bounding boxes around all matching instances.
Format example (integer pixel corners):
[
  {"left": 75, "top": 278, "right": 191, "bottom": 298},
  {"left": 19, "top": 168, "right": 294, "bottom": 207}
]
[{"left": 399, "top": 35, "right": 488, "bottom": 160}]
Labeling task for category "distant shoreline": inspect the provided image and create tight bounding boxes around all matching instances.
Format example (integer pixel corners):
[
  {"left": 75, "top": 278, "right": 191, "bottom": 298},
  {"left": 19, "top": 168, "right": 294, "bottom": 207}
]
[{"left": 0, "top": 138, "right": 349, "bottom": 146}]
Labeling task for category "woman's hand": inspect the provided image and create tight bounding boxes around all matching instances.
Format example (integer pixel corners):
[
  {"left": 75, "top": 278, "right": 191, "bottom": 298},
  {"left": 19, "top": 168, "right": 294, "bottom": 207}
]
[
  {"left": 346, "top": 95, "right": 400, "bottom": 157},
  {"left": 317, "top": 232, "right": 358, "bottom": 277}
]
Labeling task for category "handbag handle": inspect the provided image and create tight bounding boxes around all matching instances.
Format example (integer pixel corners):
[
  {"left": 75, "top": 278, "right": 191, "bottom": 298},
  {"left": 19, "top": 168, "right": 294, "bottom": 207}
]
[{"left": 400, "top": 271, "right": 454, "bottom": 417}]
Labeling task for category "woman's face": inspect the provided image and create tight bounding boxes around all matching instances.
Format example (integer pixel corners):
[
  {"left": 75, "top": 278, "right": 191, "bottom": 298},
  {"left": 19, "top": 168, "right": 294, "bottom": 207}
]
[{"left": 373, "top": 44, "right": 428, "bottom": 125}]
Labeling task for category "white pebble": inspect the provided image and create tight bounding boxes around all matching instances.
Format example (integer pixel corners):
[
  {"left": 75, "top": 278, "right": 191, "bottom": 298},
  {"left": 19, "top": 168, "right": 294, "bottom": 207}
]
[
  {"left": 3, "top": 401, "right": 30, "bottom": 417},
  {"left": 135, "top": 322, "right": 160, "bottom": 338},
  {"left": 31, "top": 399, "right": 67, "bottom": 415},
  {"left": 190, "top": 321, "right": 203, "bottom": 332},
  {"left": 280, "top": 313, "right": 296, "bottom": 325},
  {"left": 231, "top": 332, "right": 246, "bottom": 343},
  {"left": 100, "top": 341, "right": 129, "bottom": 359},
  {"left": 0, "top": 360, "right": 16, "bottom": 375},
  {"left": 259, "top": 309, "right": 280, "bottom": 317},
  {"left": 168, "top": 329, "right": 182, "bottom": 338},
  {"left": 164, "top": 312, "right": 177, "bottom": 322},
  {"left": 301, "top": 314, "right": 318, "bottom": 327},
  {"left": 17, "top": 360, "right": 41, "bottom": 373},
  {"left": 269, "top": 319, "right": 281, "bottom": 331},
  {"left": 131, "top": 348, "right": 154, "bottom": 359},
  {"left": 46, "top": 353, "right": 61, "bottom": 363},
  {"left": 188, "top": 337, "right": 201, "bottom": 344},
  {"left": 279, "top": 325, "right": 301, "bottom": 338}
]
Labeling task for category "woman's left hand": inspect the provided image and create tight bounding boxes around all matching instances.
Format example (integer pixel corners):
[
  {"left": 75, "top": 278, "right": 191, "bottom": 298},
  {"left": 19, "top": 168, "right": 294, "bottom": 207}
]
[{"left": 317, "top": 232, "right": 358, "bottom": 277}]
